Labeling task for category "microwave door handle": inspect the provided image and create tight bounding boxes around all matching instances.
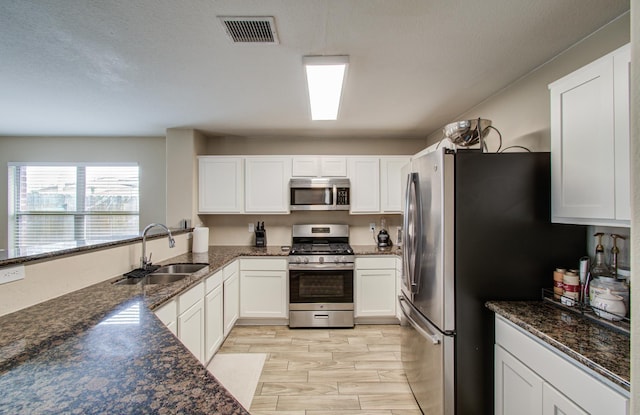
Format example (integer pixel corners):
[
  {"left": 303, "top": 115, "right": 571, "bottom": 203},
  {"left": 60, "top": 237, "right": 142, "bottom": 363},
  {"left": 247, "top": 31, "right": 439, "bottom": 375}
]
[{"left": 333, "top": 184, "right": 337, "bottom": 208}]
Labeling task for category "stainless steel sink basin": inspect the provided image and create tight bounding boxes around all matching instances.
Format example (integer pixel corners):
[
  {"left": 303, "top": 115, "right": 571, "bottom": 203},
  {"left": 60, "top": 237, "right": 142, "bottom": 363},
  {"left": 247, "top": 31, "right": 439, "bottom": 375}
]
[
  {"left": 154, "top": 263, "right": 208, "bottom": 274},
  {"left": 113, "top": 263, "right": 209, "bottom": 285},
  {"left": 143, "top": 273, "right": 189, "bottom": 284}
]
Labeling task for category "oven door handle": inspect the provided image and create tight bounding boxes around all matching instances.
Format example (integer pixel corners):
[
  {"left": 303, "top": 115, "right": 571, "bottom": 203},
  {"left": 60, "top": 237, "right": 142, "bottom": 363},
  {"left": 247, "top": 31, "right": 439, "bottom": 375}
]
[{"left": 289, "top": 263, "right": 355, "bottom": 271}]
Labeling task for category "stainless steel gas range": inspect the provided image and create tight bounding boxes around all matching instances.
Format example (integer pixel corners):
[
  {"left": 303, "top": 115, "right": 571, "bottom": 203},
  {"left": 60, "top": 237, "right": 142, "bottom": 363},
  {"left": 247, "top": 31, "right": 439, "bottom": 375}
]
[{"left": 288, "top": 224, "right": 355, "bottom": 328}]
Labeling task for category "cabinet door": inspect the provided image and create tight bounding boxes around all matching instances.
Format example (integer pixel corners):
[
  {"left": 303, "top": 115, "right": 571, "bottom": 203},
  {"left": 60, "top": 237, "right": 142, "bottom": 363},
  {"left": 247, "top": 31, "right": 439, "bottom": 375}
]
[
  {"left": 154, "top": 299, "right": 177, "bottom": 336},
  {"left": 292, "top": 157, "right": 320, "bottom": 177},
  {"left": 612, "top": 44, "right": 631, "bottom": 221},
  {"left": 178, "top": 298, "right": 205, "bottom": 363},
  {"left": 495, "top": 345, "right": 543, "bottom": 415},
  {"left": 223, "top": 272, "right": 239, "bottom": 336},
  {"left": 549, "top": 44, "right": 633, "bottom": 226},
  {"left": 320, "top": 157, "right": 347, "bottom": 176},
  {"left": 245, "top": 157, "right": 292, "bottom": 213},
  {"left": 355, "top": 268, "right": 396, "bottom": 317},
  {"left": 550, "top": 56, "right": 615, "bottom": 221},
  {"left": 198, "top": 157, "right": 243, "bottom": 213},
  {"left": 348, "top": 157, "right": 380, "bottom": 213},
  {"left": 205, "top": 284, "right": 224, "bottom": 362},
  {"left": 240, "top": 270, "right": 288, "bottom": 318},
  {"left": 380, "top": 157, "right": 410, "bottom": 213},
  {"left": 543, "top": 383, "right": 587, "bottom": 415}
]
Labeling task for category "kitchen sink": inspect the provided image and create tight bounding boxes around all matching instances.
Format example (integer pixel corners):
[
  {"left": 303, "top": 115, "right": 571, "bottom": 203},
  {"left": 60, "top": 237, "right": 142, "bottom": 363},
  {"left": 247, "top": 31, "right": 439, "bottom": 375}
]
[
  {"left": 113, "top": 263, "right": 209, "bottom": 285},
  {"left": 143, "top": 273, "right": 189, "bottom": 284},
  {"left": 154, "top": 263, "right": 208, "bottom": 274}
]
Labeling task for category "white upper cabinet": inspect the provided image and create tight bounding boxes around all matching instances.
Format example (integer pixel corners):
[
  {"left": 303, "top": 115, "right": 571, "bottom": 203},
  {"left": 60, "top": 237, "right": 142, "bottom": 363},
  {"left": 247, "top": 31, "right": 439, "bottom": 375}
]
[
  {"left": 348, "top": 157, "right": 380, "bottom": 213},
  {"left": 198, "top": 157, "right": 244, "bottom": 213},
  {"left": 292, "top": 156, "right": 347, "bottom": 177},
  {"left": 380, "top": 157, "right": 410, "bottom": 213},
  {"left": 549, "top": 43, "right": 630, "bottom": 227},
  {"left": 244, "top": 157, "right": 292, "bottom": 213}
]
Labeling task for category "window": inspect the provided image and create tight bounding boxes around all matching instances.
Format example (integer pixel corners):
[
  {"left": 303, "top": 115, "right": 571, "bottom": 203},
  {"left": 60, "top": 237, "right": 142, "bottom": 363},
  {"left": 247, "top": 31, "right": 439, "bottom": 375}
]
[{"left": 8, "top": 163, "right": 139, "bottom": 250}]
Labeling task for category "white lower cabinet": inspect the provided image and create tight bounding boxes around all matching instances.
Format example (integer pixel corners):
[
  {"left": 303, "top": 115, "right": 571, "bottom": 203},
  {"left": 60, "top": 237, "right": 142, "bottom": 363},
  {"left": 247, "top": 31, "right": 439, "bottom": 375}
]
[
  {"left": 543, "top": 383, "right": 588, "bottom": 415},
  {"left": 154, "top": 298, "right": 177, "bottom": 335},
  {"left": 240, "top": 258, "right": 288, "bottom": 319},
  {"left": 495, "top": 316, "right": 629, "bottom": 415},
  {"left": 495, "top": 344, "right": 543, "bottom": 415},
  {"left": 205, "top": 270, "right": 224, "bottom": 362},
  {"left": 177, "top": 281, "right": 205, "bottom": 364},
  {"left": 223, "top": 261, "right": 240, "bottom": 336},
  {"left": 355, "top": 257, "right": 397, "bottom": 318}
]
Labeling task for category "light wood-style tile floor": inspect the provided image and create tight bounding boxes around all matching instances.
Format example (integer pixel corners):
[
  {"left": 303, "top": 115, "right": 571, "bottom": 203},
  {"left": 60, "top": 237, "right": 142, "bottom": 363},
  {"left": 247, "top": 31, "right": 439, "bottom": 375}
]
[{"left": 217, "top": 324, "right": 421, "bottom": 415}]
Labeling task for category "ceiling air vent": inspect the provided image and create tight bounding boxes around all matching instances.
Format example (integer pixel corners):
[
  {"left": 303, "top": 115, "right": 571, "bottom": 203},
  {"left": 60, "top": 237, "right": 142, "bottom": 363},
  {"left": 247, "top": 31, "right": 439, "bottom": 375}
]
[{"left": 218, "top": 16, "right": 280, "bottom": 44}]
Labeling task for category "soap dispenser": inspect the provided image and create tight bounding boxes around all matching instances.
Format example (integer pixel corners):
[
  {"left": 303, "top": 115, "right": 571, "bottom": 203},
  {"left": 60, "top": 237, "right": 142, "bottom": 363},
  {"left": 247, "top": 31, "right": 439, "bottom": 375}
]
[{"left": 590, "top": 232, "right": 610, "bottom": 279}]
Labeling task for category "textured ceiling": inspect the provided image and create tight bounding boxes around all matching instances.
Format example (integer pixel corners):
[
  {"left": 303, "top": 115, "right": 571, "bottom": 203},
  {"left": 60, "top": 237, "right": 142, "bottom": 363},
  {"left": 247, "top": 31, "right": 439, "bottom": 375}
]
[{"left": 0, "top": 0, "right": 630, "bottom": 138}]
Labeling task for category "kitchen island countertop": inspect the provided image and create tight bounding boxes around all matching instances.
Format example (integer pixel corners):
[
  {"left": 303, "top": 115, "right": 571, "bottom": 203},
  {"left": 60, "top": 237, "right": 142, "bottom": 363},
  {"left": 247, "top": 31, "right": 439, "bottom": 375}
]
[
  {"left": 0, "top": 245, "right": 401, "bottom": 414},
  {"left": 0, "top": 245, "right": 289, "bottom": 414},
  {"left": 486, "top": 300, "right": 630, "bottom": 392}
]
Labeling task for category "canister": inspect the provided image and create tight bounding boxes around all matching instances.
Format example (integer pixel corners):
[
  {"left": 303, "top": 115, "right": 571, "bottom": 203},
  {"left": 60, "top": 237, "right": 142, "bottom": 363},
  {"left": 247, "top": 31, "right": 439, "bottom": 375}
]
[
  {"left": 562, "top": 270, "right": 579, "bottom": 306},
  {"left": 589, "top": 276, "right": 629, "bottom": 315},
  {"left": 553, "top": 268, "right": 565, "bottom": 300}
]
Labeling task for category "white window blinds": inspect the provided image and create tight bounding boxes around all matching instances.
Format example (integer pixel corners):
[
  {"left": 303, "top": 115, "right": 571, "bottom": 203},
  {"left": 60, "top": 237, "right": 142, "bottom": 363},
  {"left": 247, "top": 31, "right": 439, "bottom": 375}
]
[{"left": 8, "top": 163, "right": 139, "bottom": 250}]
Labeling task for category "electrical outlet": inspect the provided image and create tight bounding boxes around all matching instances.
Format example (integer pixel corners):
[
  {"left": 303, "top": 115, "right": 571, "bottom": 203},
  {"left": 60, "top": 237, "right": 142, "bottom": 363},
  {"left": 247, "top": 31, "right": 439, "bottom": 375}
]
[
  {"left": 369, "top": 223, "right": 376, "bottom": 231},
  {"left": 248, "top": 223, "right": 255, "bottom": 232},
  {"left": 0, "top": 265, "right": 25, "bottom": 285}
]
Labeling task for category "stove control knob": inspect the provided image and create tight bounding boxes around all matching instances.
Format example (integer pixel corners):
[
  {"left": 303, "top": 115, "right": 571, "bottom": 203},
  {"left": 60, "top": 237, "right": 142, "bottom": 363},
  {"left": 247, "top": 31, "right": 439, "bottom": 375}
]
[
  {"left": 295, "top": 257, "right": 301, "bottom": 264},
  {"left": 319, "top": 257, "right": 325, "bottom": 264},
  {"left": 303, "top": 257, "right": 309, "bottom": 264}
]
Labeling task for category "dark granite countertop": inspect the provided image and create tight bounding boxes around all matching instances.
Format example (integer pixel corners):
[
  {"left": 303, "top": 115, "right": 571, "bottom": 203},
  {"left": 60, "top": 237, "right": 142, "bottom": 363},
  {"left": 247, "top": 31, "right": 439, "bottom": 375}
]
[
  {"left": 352, "top": 244, "right": 402, "bottom": 256},
  {"left": 486, "top": 301, "right": 630, "bottom": 392},
  {"left": 0, "top": 245, "right": 288, "bottom": 414},
  {"left": 0, "top": 244, "right": 398, "bottom": 413}
]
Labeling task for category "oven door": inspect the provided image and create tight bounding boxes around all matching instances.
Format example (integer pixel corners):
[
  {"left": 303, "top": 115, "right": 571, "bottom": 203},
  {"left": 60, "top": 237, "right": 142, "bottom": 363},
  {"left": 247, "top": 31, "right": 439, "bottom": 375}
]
[{"left": 289, "top": 265, "right": 354, "bottom": 305}]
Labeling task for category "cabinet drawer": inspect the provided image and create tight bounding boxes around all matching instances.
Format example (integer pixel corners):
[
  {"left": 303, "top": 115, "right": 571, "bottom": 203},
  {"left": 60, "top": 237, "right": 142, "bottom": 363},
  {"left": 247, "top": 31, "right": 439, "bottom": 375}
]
[
  {"left": 206, "top": 270, "right": 223, "bottom": 293},
  {"left": 240, "top": 258, "right": 287, "bottom": 271},
  {"left": 356, "top": 256, "right": 396, "bottom": 269},
  {"left": 154, "top": 298, "right": 177, "bottom": 326},
  {"left": 223, "top": 260, "right": 239, "bottom": 280},
  {"left": 178, "top": 282, "right": 205, "bottom": 314}
]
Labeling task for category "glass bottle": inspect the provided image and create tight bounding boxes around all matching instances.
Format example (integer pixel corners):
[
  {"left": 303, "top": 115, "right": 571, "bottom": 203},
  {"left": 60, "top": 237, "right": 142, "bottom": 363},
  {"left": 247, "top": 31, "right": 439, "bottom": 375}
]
[{"left": 590, "top": 233, "right": 610, "bottom": 279}]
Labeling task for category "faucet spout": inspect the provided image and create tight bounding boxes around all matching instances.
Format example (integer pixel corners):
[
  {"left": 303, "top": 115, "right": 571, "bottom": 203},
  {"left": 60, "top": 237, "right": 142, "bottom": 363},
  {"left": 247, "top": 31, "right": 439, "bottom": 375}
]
[{"left": 141, "top": 223, "right": 176, "bottom": 270}]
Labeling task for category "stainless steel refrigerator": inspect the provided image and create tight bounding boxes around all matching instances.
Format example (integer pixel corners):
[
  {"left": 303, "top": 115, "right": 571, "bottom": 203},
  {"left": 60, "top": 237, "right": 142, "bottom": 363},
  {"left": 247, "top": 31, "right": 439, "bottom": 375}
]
[{"left": 399, "top": 147, "right": 586, "bottom": 414}]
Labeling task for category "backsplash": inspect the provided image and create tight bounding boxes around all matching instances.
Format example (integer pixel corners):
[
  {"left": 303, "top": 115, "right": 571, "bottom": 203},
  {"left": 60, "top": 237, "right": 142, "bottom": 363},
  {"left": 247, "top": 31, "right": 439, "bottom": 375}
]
[{"left": 201, "top": 212, "right": 402, "bottom": 247}]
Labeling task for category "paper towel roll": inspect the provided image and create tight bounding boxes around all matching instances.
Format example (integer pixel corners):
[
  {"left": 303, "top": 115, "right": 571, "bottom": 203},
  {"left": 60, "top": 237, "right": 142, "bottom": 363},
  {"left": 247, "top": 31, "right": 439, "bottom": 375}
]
[{"left": 192, "top": 227, "right": 209, "bottom": 253}]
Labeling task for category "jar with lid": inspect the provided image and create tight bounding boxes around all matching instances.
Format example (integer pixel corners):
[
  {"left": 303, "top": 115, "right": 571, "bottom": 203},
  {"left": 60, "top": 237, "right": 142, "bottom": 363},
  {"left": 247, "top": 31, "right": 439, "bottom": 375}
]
[{"left": 589, "top": 276, "right": 629, "bottom": 316}]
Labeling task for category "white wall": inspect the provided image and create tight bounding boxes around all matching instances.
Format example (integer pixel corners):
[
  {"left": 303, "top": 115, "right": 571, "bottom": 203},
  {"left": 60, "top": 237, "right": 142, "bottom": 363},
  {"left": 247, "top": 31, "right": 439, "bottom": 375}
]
[
  {"left": 0, "top": 136, "right": 167, "bottom": 250},
  {"left": 425, "top": 14, "right": 630, "bottom": 151},
  {"left": 0, "top": 233, "right": 190, "bottom": 317}
]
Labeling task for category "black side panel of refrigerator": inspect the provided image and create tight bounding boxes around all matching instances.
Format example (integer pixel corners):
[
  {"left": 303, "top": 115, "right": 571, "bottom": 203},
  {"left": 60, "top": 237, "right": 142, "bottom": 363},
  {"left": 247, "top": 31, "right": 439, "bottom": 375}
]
[{"left": 452, "top": 151, "right": 586, "bottom": 415}]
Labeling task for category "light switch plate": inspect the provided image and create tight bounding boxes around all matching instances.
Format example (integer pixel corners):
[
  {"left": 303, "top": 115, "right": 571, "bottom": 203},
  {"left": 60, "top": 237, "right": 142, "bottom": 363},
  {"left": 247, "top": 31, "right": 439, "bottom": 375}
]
[
  {"left": 0, "top": 265, "right": 25, "bottom": 285},
  {"left": 248, "top": 223, "right": 255, "bottom": 232},
  {"left": 369, "top": 223, "right": 376, "bottom": 231}
]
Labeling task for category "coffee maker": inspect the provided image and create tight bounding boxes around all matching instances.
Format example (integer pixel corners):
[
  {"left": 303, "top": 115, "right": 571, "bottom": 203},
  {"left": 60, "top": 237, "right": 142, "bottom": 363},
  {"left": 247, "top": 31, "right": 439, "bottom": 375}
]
[
  {"left": 376, "top": 218, "right": 392, "bottom": 248},
  {"left": 255, "top": 222, "right": 267, "bottom": 247}
]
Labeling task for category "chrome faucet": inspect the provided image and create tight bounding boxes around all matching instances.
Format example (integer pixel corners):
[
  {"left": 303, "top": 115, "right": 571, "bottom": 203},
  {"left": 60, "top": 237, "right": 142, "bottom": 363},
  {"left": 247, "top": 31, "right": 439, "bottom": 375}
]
[{"left": 140, "top": 223, "right": 176, "bottom": 270}]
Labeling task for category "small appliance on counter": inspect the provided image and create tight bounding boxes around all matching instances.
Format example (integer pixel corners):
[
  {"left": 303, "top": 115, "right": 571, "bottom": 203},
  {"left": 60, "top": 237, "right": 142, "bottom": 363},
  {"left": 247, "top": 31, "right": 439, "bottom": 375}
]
[
  {"left": 254, "top": 222, "right": 266, "bottom": 247},
  {"left": 376, "top": 218, "right": 393, "bottom": 248},
  {"left": 377, "top": 229, "right": 392, "bottom": 248}
]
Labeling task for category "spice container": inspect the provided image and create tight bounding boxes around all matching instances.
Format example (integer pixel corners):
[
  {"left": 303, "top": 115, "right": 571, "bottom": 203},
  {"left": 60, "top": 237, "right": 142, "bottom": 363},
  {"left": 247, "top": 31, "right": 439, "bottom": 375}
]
[
  {"left": 553, "top": 268, "right": 565, "bottom": 300},
  {"left": 562, "top": 270, "right": 580, "bottom": 306}
]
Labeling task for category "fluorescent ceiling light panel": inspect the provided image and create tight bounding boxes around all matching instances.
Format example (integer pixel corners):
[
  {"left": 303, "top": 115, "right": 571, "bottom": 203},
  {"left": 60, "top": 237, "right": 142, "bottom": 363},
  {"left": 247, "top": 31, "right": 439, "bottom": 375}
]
[{"left": 303, "top": 55, "right": 349, "bottom": 121}]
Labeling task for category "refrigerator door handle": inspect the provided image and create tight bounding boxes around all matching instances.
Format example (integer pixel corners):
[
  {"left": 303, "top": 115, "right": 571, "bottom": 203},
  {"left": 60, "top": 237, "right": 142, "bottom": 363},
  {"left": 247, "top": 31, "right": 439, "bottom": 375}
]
[
  {"left": 399, "top": 296, "right": 440, "bottom": 345},
  {"left": 403, "top": 172, "right": 422, "bottom": 294}
]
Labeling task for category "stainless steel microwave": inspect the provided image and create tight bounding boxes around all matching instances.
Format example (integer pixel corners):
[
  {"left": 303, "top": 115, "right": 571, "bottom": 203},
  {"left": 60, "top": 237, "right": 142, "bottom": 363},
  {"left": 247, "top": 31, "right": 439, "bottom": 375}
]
[{"left": 289, "top": 178, "right": 350, "bottom": 211}]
